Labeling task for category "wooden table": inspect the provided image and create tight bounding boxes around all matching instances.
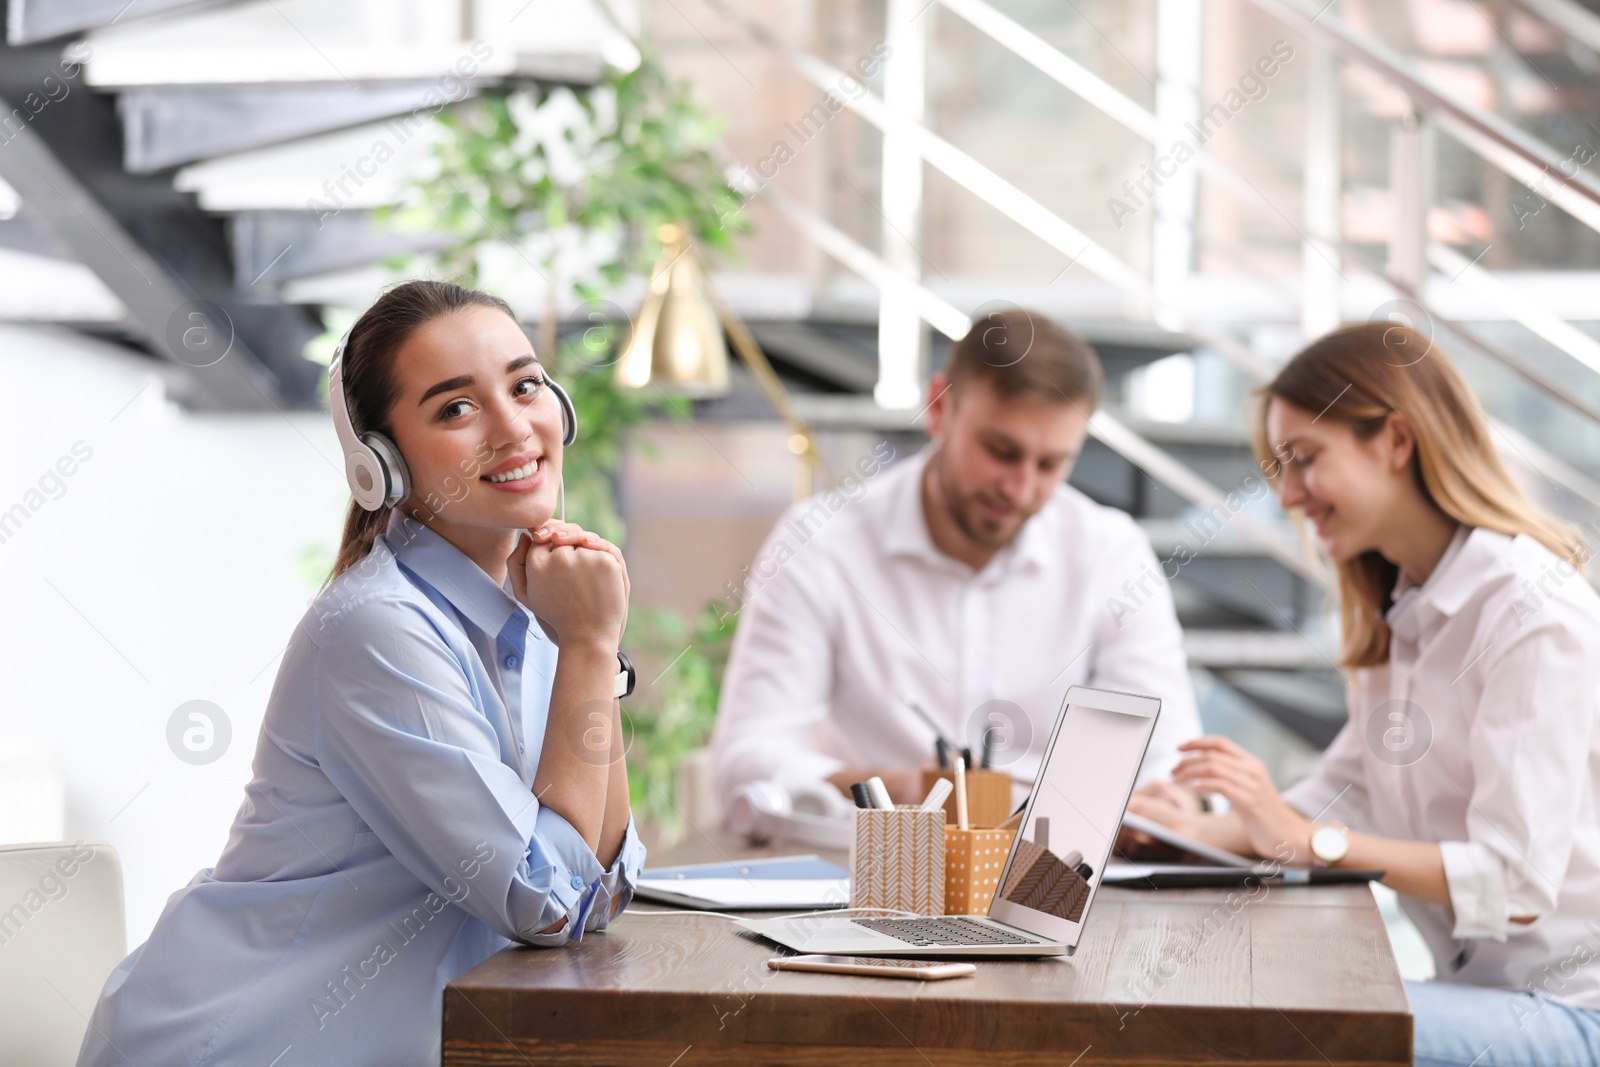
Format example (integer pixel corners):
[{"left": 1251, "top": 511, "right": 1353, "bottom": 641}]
[{"left": 443, "top": 831, "right": 1411, "bottom": 1066}]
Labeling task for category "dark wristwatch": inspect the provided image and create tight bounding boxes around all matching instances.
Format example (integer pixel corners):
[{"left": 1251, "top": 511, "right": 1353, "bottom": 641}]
[{"left": 613, "top": 650, "right": 635, "bottom": 700}]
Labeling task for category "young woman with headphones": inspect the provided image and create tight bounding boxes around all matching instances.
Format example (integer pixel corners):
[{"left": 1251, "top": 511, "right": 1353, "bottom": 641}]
[
  {"left": 1131, "top": 322, "right": 1600, "bottom": 1066},
  {"left": 77, "top": 280, "right": 643, "bottom": 1067}
]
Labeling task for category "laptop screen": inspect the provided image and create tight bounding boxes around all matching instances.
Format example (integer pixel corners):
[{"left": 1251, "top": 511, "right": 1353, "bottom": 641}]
[{"left": 985, "top": 686, "right": 1160, "bottom": 949}]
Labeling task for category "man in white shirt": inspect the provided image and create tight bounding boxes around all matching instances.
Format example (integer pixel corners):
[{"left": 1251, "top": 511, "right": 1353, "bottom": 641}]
[{"left": 710, "top": 309, "right": 1203, "bottom": 807}]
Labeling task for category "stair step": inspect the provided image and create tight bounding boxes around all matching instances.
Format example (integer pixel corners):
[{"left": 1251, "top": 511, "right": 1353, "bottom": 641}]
[
  {"left": 77, "top": 0, "right": 625, "bottom": 88},
  {"left": 8, "top": 0, "right": 204, "bottom": 44},
  {"left": 119, "top": 83, "right": 492, "bottom": 173},
  {"left": 1183, "top": 629, "right": 1333, "bottom": 671},
  {"left": 1138, "top": 517, "right": 1291, "bottom": 558}
]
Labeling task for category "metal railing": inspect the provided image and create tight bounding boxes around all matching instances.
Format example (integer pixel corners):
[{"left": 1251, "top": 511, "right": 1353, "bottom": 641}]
[{"left": 712, "top": 0, "right": 1600, "bottom": 550}]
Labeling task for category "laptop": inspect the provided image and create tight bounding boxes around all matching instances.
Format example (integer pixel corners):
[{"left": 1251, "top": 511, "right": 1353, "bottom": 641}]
[{"left": 736, "top": 685, "right": 1160, "bottom": 958}]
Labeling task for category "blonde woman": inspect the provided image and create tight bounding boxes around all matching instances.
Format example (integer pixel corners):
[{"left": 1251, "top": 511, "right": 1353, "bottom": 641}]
[{"left": 1132, "top": 322, "right": 1600, "bottom": 1066}]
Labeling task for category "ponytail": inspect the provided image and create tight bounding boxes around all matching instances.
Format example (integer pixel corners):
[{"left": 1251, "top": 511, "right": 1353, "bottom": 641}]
[
  {"left": 321, "top": 279, "right": 516, "bottom": 586},
  {"left": 327, "top": 502, "right": 394, "bottom": 586}
]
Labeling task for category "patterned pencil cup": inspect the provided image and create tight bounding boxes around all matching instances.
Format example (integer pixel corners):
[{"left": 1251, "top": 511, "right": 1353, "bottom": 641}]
[
  {"left": 850, "top": 807, "right": 945, "bottom": 915},
  {"left": 943, "top": 827, "right": 1018, "bottom": 915},
  {"left": 919, "top": 768, "right": 1013, "bottom": 828}
]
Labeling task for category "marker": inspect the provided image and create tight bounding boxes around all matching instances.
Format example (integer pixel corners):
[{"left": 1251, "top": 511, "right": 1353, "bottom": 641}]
[
  {"left": 919, "top": 777, "right": 953, "bottom": 813},
  {"left": 850, "top": 782, "right": 874, "bottom": 810},
  {"left": 981, "top": 726, "right": 997, "bottom": 770},
  {"left": 865, "top": 776, "right": 894, "bottom": 811},
  {"left": 935, "top": 737, "right": 951, "bottom": 770},
  {"left": 953, "top": 757, "right": 969, "bottom": 831}
]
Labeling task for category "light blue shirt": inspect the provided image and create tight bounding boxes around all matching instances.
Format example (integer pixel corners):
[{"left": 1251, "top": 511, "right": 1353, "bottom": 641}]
[{"left": 78, "top": 507, "right": 646, "bottom": 1067}]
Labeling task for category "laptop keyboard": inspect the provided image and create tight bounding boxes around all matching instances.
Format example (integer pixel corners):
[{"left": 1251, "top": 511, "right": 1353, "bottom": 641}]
[{"left": 852, "top": 916, "right": 1044, "bottom": 947}]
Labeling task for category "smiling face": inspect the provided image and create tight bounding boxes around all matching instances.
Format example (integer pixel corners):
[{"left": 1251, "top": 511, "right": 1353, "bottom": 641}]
[
  {"left": 385, "top": 305, "right": 566, "bottom": 540},
  {"left": 1265, "top": 396, "right": 1418, "bottom": 564},
  {"left": 924, "top": 373, "right": 1090, "bottom": 552}
]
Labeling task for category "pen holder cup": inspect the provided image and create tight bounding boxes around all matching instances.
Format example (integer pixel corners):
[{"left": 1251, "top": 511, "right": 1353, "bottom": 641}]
[
  {"left": 943, "top": 826, "right": 1018, "bottom": 915},
  {"left": 920, "top": 768, "right": 1013, "bottom": 829},
  {"left": 849, "top": 807, "right": 945, "bottom": 915}
]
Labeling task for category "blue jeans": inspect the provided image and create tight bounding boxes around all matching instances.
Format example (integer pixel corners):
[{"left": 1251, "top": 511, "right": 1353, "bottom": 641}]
[{"left": 1409, "top": 980, "right": 1600, "bottom": 1066}]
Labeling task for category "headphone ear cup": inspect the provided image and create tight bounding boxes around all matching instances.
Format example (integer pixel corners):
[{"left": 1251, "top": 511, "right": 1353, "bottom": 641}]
[
  {"left": 546, "top": 377, "right": 578, "bottom": 447},
  {"left": 361, "top": 431, "right": 410, "bottom": 508},
  {"left": 344, "top": 444, "right": 389, "bottom": 512}
]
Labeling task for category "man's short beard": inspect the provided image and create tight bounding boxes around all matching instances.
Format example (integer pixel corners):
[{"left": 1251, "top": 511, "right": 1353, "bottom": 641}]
[{"left": 931, "top": 449, "right": 1017, "bottom": 549}]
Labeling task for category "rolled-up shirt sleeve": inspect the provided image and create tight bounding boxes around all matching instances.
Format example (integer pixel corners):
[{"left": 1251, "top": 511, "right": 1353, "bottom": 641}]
[
  {"left": 520, "top": 808, "right": 646, "bottom": 946},
  {"left": 1436, "top": 617, "right": 1596, "bottom": 941},
  {"left": 312, "top": 598, "right": 642, "bottom": 947}
]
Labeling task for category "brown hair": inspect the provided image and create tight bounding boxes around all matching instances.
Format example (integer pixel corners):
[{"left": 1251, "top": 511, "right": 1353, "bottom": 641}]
[
  {"left": 945, "top": 309, "right": 1104, "bottom": 408},
  {"left": 325, "top": 280, "right": 516, "bottom": 584},
  {"left": 1251, "top": 321, "right": 1587, "bottom": 668}
]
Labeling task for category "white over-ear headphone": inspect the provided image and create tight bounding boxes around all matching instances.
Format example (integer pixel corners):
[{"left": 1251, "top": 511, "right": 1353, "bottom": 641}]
[{"left": 328, "top": 330, "right": 579, "bottom": 512}]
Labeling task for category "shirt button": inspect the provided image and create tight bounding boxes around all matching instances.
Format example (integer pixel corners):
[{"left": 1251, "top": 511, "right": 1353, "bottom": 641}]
[
  {"left": 504, "top": 654, "right": 518, "bottom": 669},
  {"left": 570, "top": 875, "right": 584, "bottom": 889},
  {"left": 517, "top": 741, "right": 525, "bottom": 755}
]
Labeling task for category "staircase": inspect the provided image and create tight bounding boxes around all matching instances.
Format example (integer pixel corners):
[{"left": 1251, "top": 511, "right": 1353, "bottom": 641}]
[{"left": 7, "top": 0, "right": 1600, "bottom": 771}]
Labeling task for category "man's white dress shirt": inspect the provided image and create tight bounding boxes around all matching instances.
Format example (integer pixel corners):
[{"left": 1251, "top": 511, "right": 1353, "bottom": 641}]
[
  {"left": 711, "top": 445, "right": 1202, "bottom": 802},
  {"left": 1284, "top": 525, "right": 1600, "bottom": 1009}
]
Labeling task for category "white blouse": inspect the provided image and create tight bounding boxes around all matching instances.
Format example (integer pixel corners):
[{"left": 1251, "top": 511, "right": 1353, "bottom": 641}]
[{"left": 1284, "top": 525, "right": 1600, "bottom": 1009}]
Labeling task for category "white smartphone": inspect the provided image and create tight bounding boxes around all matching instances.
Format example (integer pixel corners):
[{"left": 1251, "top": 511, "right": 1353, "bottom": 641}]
[{"left": 766, "top": 955, "right": 977, "bottom": 980}]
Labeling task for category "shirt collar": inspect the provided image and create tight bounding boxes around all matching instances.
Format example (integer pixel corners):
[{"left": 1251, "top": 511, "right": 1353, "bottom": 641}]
[
  {"left": 1386, "top": 524, "right": 1476, "bottom": 637},
  {"left": 382, "top": 508, "right": 527, "bottom": 638},
  {"left": 882, "top": 445, "right": 1051, "bottom": 575},
  {"left": 882, "top": 446, "right": 942, "bottom": 562}
]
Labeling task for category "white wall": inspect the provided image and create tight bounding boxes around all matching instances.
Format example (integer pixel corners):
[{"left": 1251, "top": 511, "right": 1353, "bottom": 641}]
[{"left": 0, "top": 325, "right": 348, "bottom": 945}]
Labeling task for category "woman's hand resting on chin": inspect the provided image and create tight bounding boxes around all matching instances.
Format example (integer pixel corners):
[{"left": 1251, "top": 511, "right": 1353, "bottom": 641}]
[{"left": 507, "top": 520, "right": 629, "bottom": 651}]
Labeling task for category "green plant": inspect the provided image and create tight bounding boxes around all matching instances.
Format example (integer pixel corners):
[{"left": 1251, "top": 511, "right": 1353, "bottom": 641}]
[{"left": 390, "top": 52, "right": 746, "bottom": 367}]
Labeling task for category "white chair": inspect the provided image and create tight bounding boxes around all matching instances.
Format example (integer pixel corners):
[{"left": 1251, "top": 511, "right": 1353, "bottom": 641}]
[{"left": 0, "top": 841, "right": 126, "bottom": 1067}]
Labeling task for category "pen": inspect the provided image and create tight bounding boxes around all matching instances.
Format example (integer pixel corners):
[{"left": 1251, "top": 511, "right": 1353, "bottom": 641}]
[
  {"left": 980, "top": 726, "right": 996, "bottom": 770},
  {"left": 903, "top": 696, "right": 962, "bottom": 751},
  {"left": 953, "top": 757, "right": 969, "bottom": 831},
  {"left": 919, "top": 777, "right": 953, "bottom": 813},
  {"left": 960, "top": 746, "right": 974, "bottom": 770},
  {"left": 865, "top": 776, "right": 894, "bottom": 810},
  {"left": 850, "top": 782, "right": 874, "bottom": 810},
  {"left": 935, "top": 737, "right": 951, "bottom": 770}
]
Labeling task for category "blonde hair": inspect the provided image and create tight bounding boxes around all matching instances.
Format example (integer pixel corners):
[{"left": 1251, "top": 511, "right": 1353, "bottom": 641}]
[{"left": 1251, "top": 322, "right": 1587, "bottom": 668}]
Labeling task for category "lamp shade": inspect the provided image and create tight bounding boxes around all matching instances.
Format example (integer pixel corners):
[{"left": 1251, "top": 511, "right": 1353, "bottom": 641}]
[{"left": 614, "top": 223, "right": 730, "bottom": 396}]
